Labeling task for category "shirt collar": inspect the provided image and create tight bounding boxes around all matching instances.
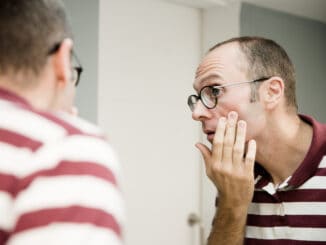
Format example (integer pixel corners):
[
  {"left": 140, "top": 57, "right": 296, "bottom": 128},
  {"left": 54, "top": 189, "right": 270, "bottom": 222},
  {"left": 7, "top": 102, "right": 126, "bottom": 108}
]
[
  {"left": 255, "top": 114, "right": 326, "bottom": 190},
  {"left": 0, "top": 86, "right": 33, "bottom": 109},
  {"left": 287, "top": 114, "right": 326, "bottom": 187}
]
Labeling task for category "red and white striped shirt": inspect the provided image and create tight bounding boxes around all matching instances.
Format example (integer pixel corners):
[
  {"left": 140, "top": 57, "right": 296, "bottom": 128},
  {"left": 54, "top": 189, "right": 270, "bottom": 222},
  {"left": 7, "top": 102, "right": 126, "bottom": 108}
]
[
  {"left": 0, "top": 88, "right": 124, "bottom": 245},
  {"left": 245, "top": 115, "right": 326, "bottom": 244}
]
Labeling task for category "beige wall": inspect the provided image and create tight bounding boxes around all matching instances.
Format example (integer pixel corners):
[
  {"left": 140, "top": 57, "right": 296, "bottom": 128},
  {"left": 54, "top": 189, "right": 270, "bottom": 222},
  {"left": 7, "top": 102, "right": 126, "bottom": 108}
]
[{"left": 98, "top": 1, "right": 202, "bottom": 244}]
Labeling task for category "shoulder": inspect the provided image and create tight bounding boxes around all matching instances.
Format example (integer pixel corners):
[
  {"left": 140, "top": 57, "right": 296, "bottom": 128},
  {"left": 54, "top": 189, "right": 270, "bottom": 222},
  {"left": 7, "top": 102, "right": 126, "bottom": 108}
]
[
  {"left": 0, "top": 100, "right": 121, "bottom": 179},
  {"left": 300, "top": 114, "right": 326, "bottom": 143},
  {"left": 36, "top": 111, "right": 122, "bottom": 181},
  {"left": 0, "top": 99, "right": 103, "bottom": 144},
  {"left": 300, "top": 114, "right": 326, "bottom": 163},
  {"left": 0, "top": 98, "right": 124, "bottom": 244}
]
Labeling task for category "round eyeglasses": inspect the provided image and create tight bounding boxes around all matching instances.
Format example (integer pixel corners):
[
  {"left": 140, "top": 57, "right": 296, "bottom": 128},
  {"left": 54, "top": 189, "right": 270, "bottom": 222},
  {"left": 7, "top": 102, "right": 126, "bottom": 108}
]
[
  {"left": 71, "top": 66, "right": 83, "bottom": 86},
  {"left": 187, "top": 77, "right": 270, "bottom": 111}
]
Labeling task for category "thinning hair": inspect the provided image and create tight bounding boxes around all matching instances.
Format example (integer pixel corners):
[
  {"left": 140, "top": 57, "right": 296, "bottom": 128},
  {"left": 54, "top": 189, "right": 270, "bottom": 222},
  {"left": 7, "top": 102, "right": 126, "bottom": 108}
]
[
  {"left": 209, "top": 36, "right": 298, "bottom": 110},
  {"left": 0, "top": 0, "right": 72, "bottom": 84}
]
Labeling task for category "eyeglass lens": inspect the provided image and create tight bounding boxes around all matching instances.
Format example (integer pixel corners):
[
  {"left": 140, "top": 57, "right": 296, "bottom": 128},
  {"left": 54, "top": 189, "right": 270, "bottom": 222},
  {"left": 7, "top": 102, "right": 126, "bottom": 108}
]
[
  {"left": 71, "top": 68, "right": 78, "bottom": 86},
  {"left": 187, "top": 95, "right": 198, "bottom": 111},
  {"left": 187, "top": 86, "right": 220, "bottom": 111},
  {"left": 201, "top": 87, "right": 219, "bottom": 109}
]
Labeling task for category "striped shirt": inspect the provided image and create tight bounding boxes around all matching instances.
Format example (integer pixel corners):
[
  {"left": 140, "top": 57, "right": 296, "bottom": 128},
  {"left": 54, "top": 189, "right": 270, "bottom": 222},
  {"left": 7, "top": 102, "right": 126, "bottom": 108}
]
[
  {"left": 0, "top": 88, "right": 124, "bottom": 245},
  {"left": 245, "top": 115, "right": 326, "bottom": 244}
]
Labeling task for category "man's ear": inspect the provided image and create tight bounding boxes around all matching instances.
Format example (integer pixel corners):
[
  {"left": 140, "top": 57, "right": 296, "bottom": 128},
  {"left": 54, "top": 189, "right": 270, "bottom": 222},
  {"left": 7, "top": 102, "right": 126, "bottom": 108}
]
[
  {"left": 52, "top": 38, "right": 73, "bottom": 88},
  {"left": 261, "top": 77, "right": 285, "bottom": 110}
]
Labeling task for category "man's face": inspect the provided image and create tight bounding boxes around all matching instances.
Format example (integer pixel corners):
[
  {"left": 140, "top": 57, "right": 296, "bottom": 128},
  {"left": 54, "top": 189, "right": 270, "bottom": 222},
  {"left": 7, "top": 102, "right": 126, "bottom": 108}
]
[{"left": 191, "top": 43, "right": 265, "bottom": 143}]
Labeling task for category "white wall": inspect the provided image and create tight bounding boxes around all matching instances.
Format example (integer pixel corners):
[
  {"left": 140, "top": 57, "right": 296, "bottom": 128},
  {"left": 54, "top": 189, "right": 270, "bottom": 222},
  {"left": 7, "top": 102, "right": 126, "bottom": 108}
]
[
  {"left": 202, "top": 2, "right": 241, "bottom": 51},
  {"left": 98, "top": 1, "right": 202, "bottom": 244}
]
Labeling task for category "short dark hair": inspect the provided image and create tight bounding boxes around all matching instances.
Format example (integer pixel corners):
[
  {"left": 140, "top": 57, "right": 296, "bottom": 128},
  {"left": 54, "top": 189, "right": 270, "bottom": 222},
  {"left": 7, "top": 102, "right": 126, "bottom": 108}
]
[
  {"left": 209, "top": 36, "right": 298, "bottom": 110},
  {"left": 0, "top": 0, "right": 72, "bottom": 82}
]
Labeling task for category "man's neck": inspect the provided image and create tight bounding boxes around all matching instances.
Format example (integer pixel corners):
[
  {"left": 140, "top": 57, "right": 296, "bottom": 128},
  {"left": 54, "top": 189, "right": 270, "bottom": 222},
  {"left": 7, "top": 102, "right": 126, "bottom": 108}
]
[
  {"left": 0, "top": 74, "right": 54, "bottom": 111},
  {"left": 255, "top": 114, "right": 313, "bottom": 185}
]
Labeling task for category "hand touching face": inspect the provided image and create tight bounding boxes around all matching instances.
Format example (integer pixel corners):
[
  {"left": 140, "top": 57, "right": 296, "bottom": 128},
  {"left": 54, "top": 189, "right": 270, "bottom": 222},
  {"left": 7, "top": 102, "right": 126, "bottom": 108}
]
[{"left": 196, "top": 111, "right": 256, "bottom": 208}]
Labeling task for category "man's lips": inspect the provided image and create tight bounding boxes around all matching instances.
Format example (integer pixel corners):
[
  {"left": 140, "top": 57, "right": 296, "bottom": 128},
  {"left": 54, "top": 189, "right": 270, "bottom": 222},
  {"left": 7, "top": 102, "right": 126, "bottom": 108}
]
[
  {"left": 204, "top": 129, "right": 215, "bottom": 135},
  {"left": 204, "top": 129, "right": 215, "bottom": 142}
]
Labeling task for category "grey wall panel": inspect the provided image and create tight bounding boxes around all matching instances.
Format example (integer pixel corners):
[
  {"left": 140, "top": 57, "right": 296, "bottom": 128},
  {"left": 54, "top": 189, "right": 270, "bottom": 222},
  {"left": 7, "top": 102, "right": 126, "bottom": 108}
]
[
  {"left": 64, "top": 0, "right": 99, "bottom": 123},
  {"left": 241, "top": 3, "right": 326, "bottom": 122}
]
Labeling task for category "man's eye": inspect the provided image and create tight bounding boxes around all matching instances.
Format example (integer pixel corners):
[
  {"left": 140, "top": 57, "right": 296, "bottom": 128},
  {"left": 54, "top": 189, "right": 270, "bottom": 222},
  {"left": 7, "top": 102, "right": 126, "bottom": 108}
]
[{"left": 211, "top": 88, "right": 221, "bottom": 96}]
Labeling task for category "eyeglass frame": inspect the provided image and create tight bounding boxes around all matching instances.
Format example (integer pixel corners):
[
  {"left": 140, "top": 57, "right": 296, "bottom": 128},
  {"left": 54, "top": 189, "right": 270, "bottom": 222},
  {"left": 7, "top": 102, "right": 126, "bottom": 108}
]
[
  {"left": 187, "top": 77, "right": 271, "bottom": 111},
  {"left": 47, "top": 42, "right": 83, "bottom": 86}
]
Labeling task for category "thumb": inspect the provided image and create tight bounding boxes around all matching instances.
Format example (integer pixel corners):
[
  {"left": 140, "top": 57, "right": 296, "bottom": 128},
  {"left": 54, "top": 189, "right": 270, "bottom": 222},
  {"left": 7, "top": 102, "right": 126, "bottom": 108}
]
[{"left": 195, "top": 143, "right": 211, "bottom": 170}]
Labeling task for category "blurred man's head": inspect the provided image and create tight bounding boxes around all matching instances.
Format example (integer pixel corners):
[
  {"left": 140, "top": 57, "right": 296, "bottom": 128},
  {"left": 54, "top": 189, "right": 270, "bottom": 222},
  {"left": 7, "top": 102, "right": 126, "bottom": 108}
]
[{"left": 0, "top": 0, "right": 79, "bottom": 113}]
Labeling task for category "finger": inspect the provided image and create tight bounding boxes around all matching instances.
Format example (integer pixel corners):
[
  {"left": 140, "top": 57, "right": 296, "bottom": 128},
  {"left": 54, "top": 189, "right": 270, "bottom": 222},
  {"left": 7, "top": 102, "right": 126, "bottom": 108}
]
[
  {"left": 245, "top": 140, "right": 256, "bottom": 173},
  {"left": 195, "top": 143, "right": 212, "bottom": 170},
  {"left": 233, "top": 120, "right": 246, "bottom": 166},
  {"left": 212, "top": 117, "right": 227, "bottom": 162},
  {"left": 222, "top": 111, "right": 238, "bottom": 164}
]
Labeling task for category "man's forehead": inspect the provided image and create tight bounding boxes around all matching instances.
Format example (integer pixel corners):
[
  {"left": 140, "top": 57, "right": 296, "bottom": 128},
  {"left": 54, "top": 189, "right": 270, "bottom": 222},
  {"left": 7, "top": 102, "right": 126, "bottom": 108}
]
[
  {"left": 193, "top": 43, "right": 247, "bottom": 88},
  {"left": 195, "top": 53, "right": 223, "bottom": 77},
  {"left": 193, "top": 50, "right": 230, "bottom": 88}
]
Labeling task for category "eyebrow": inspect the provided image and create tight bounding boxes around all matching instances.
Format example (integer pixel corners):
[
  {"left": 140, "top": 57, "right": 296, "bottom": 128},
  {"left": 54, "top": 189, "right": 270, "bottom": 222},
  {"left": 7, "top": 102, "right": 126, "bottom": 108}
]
[{"left": 194, "top": 73, "right": 223, "bottom": 91}]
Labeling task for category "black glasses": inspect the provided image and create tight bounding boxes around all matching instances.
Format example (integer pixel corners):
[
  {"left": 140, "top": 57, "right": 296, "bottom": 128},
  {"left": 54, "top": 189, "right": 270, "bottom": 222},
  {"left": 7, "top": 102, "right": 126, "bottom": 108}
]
[
  {"left": 187, "top": 77, "right": 270, "bottom": 111},
  {"left": 48, "top": 42, "right": 83, "bottom": 86}
]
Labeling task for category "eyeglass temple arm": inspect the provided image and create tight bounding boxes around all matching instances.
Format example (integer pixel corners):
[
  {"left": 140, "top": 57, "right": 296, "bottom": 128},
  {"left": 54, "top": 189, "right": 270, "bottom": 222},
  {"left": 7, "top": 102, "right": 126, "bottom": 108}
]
[{"left": 212, "top": 77, "right": 271, "bottom": 89}]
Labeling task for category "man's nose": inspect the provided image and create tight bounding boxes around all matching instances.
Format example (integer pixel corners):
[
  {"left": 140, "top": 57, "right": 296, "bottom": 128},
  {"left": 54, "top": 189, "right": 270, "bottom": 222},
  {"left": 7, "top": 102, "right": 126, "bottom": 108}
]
[{"left": 192, "top": 100, "right": 211, "bottom": 121}]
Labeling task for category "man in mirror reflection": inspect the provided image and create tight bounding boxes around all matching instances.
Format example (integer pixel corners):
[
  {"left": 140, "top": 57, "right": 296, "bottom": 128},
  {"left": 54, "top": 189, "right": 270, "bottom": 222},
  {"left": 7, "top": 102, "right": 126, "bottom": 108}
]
[{"left": 188, "top": 36, "right": 326, "bottom": 244}]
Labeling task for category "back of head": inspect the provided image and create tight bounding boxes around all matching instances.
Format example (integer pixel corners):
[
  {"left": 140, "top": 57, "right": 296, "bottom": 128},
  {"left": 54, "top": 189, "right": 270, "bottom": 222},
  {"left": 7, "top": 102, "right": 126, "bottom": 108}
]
[
  {"left": 0, "top": 0, "right": 72, "bottom": 86},
  {"left": 210, "top": 36, "right": 298, "bottom": 111}
]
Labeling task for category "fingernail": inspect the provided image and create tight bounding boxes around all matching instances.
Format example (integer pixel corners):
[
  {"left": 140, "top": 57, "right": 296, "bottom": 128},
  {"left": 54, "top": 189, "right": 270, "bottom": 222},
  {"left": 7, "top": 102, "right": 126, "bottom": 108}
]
[
  {"left": 249, "top": 140, "right": 256, "bottom": 146},
  {"left": 219, "top": 117, "right": 226, "bottom": 123},
  {"left": 228, "top": 111, "right": 237, "bottom": 119},
  {"left": 238, "top": 120, "right": 246, "bottom": 128}
]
